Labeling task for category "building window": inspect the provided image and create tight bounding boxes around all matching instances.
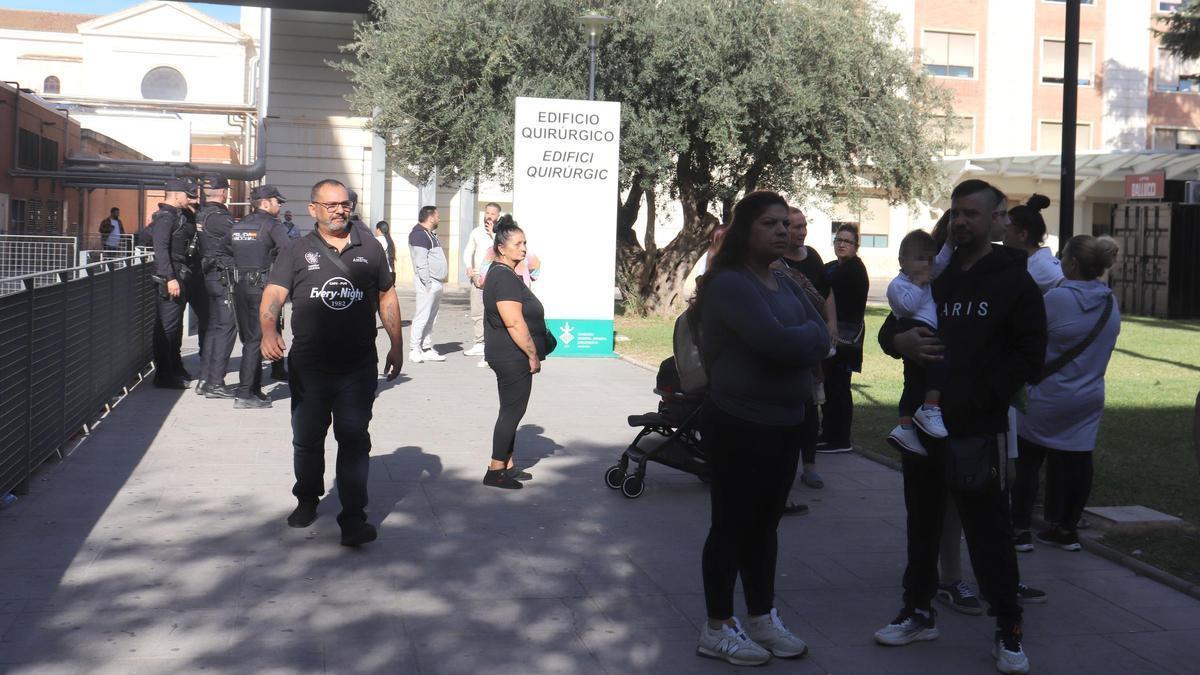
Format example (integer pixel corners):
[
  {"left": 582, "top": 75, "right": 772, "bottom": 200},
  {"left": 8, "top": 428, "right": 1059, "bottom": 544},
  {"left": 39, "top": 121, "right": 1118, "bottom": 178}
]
[
  {"left": 921, "top": 31, "right": 976, "bottom": 78},
  {"left": 1041, "top": 39, "right": 1095, "bottom": 85},
  {"left": 1039, "top": 121, "right": 1093, "bottom": 152},
  {"left": 10, "top": 200, "right": 27, "bottom": 234},
  {"left": 860, "top": 234, "right": 889, "bottom": 249},
  {"left": 42, "top": 76, "right": 60, "bottom": 94},
  {"left": 39, "top": 138, "right": 59, "bottom": 172},
  {"left": 1156, "top": 48, "right": 1200, "bottom": 93},
  {"left": 1159, "top": 2, "right": 1184, "bottom": 13},
  {"left": 18, "top": 129, "right": 39, "bottom": 169},
  {"left": 140, "top": 66, "right": 187, "bottom": 101},
  {"left": 1153, "top": 127, "right": 1200, "bottom": 150},
  {"left": 936, "top": 115, "right": 975, "bottom": 156}
]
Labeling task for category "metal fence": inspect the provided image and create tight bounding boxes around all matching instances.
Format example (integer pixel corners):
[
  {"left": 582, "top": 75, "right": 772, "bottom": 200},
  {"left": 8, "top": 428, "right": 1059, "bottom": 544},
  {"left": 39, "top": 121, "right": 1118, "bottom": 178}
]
[
  {"left": 0, "top": 235, "right": 78, "bottom": 296},
  {"left": 0, "top": 253, "right": 156, "bottom": 497},
  {"left": 80, "top": 233, "right": 137, "bottom": 254}
]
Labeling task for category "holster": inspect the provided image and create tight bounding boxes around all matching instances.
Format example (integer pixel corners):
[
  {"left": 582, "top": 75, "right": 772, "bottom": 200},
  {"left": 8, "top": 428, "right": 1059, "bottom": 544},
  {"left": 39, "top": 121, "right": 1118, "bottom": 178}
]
[{"left": 151, "top": 275, "right": 169, "bottom": 300}]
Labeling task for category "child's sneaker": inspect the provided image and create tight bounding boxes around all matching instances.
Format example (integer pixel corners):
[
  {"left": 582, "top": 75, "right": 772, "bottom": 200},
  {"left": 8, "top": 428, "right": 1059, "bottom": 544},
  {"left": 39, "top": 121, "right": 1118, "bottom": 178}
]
[
  {"left": 913, "top": 405, "right": 948, "bottom": 438},
  {"left": 1036, "top": 526, "right": 1081, "bottom": 551},
  {"left": 697, "top": 618, "right": 772, "bottom": 666},
  {"left": 888, "top": 425, "right": 927, "bottom": 456},
  {"left": 744, "top": 608, "right": 808, "bottom": 658}
]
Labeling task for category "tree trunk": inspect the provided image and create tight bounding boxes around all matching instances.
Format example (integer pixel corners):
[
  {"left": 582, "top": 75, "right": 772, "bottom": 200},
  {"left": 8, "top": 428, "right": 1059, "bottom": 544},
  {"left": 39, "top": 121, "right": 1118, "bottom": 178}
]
[{"left": 638, "top": 170, "right": 717, "bottom": 315}]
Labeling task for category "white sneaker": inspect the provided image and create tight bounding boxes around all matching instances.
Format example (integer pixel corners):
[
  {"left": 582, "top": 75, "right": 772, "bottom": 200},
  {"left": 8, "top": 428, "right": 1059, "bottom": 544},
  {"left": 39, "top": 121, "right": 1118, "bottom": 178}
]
[
  {"left": 887, "top": 425, "right": 927, "bottom": 456},
  {"left": 994, "top": 627, "right": 1031, "bottom": 674},
  {"left": 463, "top": 344, "right": 485, "bottom": 356},
  {"left": 409, "top": 351, "right": 424, "bottom": 364},
  {"left": 421, "top": 349, "right": 446, "bottom": 362},
  {"left": 696, "top": 618, "right": 772, "bottom": 666},
  {"left": 744, "top": 608, "right": 808, "bottom": 658},
  {"left": 874, "top": 607, "right": 939, "bottom": 646},
  {"left": 913, "top": 405, "right": 948, "bottom": 438},
  {"left": 477, "top": 357, "right": 490, "bottom": 369}
]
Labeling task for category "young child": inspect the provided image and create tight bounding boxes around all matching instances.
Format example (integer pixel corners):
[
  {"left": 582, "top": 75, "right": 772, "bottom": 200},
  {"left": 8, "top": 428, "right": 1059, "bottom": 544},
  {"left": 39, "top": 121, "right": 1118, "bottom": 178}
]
[{"left": 886, "top": 229, "right": 952, "bottom": 454}]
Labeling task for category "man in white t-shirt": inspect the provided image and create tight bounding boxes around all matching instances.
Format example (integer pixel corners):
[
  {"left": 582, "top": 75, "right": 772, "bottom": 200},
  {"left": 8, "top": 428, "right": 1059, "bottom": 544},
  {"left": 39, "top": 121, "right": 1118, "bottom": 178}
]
[
  {"left": 462, "top": 202, "right": 500, "bottom": 358},
  {"left": 100, "top": 207, "right": 124, "bottom": 250}
]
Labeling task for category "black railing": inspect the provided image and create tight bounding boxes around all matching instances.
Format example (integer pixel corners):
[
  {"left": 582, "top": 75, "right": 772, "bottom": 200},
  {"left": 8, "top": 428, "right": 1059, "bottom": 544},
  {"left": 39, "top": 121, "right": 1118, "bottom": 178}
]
[{"left": 0, "top": 253, "right": 156, "bottom": 496}]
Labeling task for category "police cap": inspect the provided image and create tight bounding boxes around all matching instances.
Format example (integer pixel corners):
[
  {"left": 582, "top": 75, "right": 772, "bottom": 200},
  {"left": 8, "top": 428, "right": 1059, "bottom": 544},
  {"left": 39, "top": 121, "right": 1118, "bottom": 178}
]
[
  {"left": 202, "top": 175, "right": 230, "bottom": 189},
  {"left": 251, "top": 185, "right": 286, "bottom": 203},
  {"left": 164, "top": 178, "right": 193, "bottom": 194}
]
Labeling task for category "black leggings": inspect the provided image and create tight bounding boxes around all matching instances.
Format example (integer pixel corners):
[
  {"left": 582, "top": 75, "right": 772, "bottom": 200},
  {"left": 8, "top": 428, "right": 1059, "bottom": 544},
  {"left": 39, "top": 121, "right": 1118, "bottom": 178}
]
[
  {"left": 490, "top": 359, "right": 533, "bottom": 462},
  {"left": 1013, "top": 436, "right": 1092, "bottom": 533},
  {"left": 701, "top": 402, "right": 802, "bottom": 619}
]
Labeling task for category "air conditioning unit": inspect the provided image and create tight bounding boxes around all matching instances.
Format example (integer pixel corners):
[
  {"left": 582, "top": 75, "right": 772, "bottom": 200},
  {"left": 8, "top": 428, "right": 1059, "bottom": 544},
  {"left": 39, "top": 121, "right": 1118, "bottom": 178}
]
[{"left": 1185, "top": 180, "right": 1200, "bottom": 204}]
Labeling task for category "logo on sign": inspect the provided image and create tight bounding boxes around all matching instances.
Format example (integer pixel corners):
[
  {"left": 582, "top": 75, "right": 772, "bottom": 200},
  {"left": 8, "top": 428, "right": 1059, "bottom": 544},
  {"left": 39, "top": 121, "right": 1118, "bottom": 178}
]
[
  {"left": 309, "top": 276, "right": 364, "bottom": 310},
  {"left": 558, "top": 322, "right": 575, "bottom": 345}
]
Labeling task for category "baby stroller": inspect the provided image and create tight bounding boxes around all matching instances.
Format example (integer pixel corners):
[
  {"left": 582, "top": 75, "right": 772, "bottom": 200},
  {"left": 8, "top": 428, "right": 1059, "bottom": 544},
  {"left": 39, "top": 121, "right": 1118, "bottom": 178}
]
[{"left": 605, "top": 310, "right": 710, "bottom": 498}]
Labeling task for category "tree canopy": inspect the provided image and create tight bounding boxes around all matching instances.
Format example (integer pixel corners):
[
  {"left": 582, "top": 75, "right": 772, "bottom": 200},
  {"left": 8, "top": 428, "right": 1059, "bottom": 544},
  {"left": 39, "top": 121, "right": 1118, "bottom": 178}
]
[
  {"left": 1156, "top": 1, "right": 1200, "bottom": 62},
  {"left": 340, "top": 0, "right": 952, "bottom": 313}
]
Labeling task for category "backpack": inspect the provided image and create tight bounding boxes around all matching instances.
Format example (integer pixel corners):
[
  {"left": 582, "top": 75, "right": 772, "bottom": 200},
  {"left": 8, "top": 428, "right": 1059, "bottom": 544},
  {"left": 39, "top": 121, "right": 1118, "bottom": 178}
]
[{"left": 672, "top": 307, "right": 707, "bottom": 394}]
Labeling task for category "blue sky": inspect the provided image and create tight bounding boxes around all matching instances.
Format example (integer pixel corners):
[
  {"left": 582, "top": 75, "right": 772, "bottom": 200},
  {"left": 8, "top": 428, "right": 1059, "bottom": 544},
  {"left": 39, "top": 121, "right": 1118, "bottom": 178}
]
[{"left": 0, "top": 1, "right": 242, "bottom": 23}]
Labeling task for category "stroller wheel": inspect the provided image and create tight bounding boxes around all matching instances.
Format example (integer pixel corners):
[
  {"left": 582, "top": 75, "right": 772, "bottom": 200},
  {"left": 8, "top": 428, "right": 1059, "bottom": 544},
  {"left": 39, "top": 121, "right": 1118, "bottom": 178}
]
[
  {"left": 604, "top": 465, "right": 626, "bottom": 490},
  {"left": 621, "top": 474, "right": 645, "bottom": 499}
]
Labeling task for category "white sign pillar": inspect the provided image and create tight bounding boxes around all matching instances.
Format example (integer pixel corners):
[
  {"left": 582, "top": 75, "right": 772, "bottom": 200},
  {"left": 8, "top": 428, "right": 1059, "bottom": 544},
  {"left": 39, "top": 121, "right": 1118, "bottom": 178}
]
[{"left": 512, "top": 96, "right": 621, "bottom": 357}]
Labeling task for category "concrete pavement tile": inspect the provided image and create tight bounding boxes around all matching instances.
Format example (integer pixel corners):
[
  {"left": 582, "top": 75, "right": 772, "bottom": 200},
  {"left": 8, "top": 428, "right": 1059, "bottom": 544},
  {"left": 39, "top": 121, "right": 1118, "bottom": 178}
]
[
  {"left": 1110, "top": 628, "right": 1200, "bottom": 674},
  {"left": 1020, "top": 633, "right": 1174, "bottom": 674},
  {"left": 400, "top": 597, "right": 580, "bottom": 642},
  {"left": 582, "top": 592, "right": 695, "bottom": 630},
  {"left": 0, "top": 567, "right": 75, "bottom": 601},
  {"left": 1019, "top": 579, "right": 1161, "bottom": 636},
  {"left": 411, "top": 630, "right": 602, "bottom": 675},
  {"left": 1065, "top": 569, "right": 1200, "bottom": 610},
  {"left": 807, "top": 641, "right": 991, "bottom": 675},
  {"left": 5, "top": 662, "right": 85, "bottom": 675}
]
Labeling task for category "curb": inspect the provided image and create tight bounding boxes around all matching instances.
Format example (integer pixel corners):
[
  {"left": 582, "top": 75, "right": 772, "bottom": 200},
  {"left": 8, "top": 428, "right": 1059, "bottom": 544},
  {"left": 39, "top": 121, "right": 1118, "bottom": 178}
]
[
  {"left": 617, "top": 353, "right": 658, "bottom": 373},
  {"left": 852, "top": 441, "right": 1200, "bottom": 602}
]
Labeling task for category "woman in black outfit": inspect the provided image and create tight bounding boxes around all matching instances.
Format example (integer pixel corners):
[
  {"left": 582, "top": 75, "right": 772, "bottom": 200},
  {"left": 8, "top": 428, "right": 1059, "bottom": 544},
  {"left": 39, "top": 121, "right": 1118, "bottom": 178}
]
[
  {"left": 481, "top": 217, "right": 548, "bottom": 489},
  {"left": 820, "top": 224, "right": 869, "bottom": 453},
  {"left": 693, "top": 192, "right": 829, "bottom": 666}
]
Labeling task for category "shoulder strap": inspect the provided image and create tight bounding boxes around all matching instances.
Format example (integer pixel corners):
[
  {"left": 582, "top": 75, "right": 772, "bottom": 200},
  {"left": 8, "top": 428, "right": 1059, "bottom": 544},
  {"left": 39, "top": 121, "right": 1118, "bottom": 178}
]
[
  {"left": 1034, "top": 294, "right": 1113, "bottom": 384},
  {"left": 308, "top": 231, "right": 353, "bottom": 277}
]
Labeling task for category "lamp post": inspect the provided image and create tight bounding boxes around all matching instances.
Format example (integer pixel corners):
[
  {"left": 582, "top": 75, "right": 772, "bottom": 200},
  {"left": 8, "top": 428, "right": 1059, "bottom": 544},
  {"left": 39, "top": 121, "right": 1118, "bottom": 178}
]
[
  {"left": 1058, "top": 0, "right": 1081, "bottom": 251},
  {"left": 576, "top": 12, "right": 615, "bottom": 101}
]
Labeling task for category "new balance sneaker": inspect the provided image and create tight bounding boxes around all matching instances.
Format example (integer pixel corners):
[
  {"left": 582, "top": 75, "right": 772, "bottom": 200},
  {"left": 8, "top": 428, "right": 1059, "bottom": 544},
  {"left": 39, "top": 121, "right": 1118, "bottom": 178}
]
[
  {"left": 993, "top": 625, "right": 1031, "bottom": 674},
  {"left": 1036, "top": 526, "right": 1082, "bottom": 551},
  {"left": 744, "top": 608, "right": 808, "bottom": 658},
  {"left": 1013, "top": 529, "right": 1034, "bottom": 553},
  {"left": 463, "top": 343, "right": 485, "bottom": 356},
  {"left": 1016, "top": 583, "right": 1047, "bottom": 604},
  {"left": 874, "top": 607, "right": 939, "bottom": 646},
  {"left": 887, "top": 425, "right": 927, "bottom": 457},
  {"left": 913, "top": 405, "right": 948, "bottom": 438},
  {"left": 421, "top": 349, "right": 446, "bottom": 362},
  {"left": 696, "top": 618, "right": 772, "bottom": 666},
  {"left": 936, "top": 580, "right": 984, "bottom": 616}
]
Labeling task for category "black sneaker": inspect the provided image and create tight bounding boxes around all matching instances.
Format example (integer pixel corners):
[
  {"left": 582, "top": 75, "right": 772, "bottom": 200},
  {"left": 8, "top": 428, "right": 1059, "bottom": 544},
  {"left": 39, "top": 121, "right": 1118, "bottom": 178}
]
[
  {"left": 287, "top": 500, "right": 318, "bottom": 528},
  {"left": 1013, "top": 530, "right": 1034, "bottom": 553},
  {"left": 936, "top": 580, "right": 984, "bottom": 616},
  {"left": 234, "top": 396, "right": 272, "bottom": 409},
  {"left": 505, "top": 467, "right": 532, "bottom": 481},
  {"left": 1036, "top": 526, "right": 1081, "bottom": 551},
  {"left": 1016, "top": 583, "right": 1047, "bottom": 604},
  {"left": 782, "top": 502, "right": 810, "bottom": 516},
  {"left": 993, "top": 624, "right": 1030, "bottom": 674},
  {"left": 483, "top": 468, "right": 522, "bottom": 489},
  {"left": 204, "top": 383, "right": 237, "bottom": 399},
  {"left": 194, "top": 379, "right": 208, "bottom": 396},
  {"left": 340, "top": 522, "right": 378, "bottom": 547}
]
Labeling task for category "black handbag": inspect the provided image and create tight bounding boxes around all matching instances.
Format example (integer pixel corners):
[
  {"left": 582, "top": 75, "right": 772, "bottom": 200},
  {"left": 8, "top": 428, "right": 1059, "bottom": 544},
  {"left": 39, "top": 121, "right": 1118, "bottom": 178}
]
[
  {"left": 541, "top": 326, "right": 557, "bottom": 357},
  {"left": 944, "top": 434, "right": 999, "bottom": 493},
  {"left": 835, "top": 321, "right": 865, "bottom": 356}
]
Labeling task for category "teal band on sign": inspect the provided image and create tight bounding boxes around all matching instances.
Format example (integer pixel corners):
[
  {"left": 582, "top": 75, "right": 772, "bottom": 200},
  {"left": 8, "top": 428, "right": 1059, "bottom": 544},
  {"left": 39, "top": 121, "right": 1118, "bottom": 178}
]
[{"left": 545, "top": 319, "right": 615, "bottom": 358}]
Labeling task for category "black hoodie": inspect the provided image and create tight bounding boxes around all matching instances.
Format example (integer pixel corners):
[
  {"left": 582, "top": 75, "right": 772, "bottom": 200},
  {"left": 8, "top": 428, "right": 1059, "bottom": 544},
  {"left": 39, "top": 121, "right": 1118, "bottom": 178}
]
[{"left": 932, "top": 244, "right": 1047, "bottom": 437}]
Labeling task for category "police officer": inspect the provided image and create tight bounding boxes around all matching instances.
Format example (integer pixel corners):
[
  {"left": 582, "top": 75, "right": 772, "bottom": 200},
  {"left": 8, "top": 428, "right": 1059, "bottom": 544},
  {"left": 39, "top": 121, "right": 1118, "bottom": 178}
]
[
  {"left": 182, "top": 178, "right": 210, "bottom": 361},
  {"left": 229, "top": 185, "right": 292, "bottom": 408},
  {"left": 151, "top": 178, "right": 202, "bottom": 388},
  {"left": 196, "top": 175, "right": 239, "bottom": 399}
]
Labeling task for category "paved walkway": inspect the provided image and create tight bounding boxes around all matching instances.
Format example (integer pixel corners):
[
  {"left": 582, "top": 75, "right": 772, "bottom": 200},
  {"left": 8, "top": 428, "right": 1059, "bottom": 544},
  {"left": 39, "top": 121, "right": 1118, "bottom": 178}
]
[{"left": 2, "top": 290, "right": 1199, "bottom": 674}]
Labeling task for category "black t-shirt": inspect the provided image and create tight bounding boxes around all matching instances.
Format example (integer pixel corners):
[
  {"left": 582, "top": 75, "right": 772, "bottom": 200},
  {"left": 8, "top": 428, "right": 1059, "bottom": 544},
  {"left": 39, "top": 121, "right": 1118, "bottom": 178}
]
[
  {"left": 825, "top": 256, "right": 869, "bottom": 325},
  {"left": 267, "top": 228, "right": 394, "bottom": 372},
  {"left": 781, "top": 246, "right": 829, "bottom": 298},
  {"left": 483, "top": 263, "right": 547, "bottom": 362}
]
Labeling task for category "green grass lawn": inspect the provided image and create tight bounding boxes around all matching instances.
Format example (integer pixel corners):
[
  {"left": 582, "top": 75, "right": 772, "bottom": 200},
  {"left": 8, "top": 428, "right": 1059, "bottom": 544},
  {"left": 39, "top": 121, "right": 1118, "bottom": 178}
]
[{"left": 615, "top": 307, "right": 1200, "bottom": 582}]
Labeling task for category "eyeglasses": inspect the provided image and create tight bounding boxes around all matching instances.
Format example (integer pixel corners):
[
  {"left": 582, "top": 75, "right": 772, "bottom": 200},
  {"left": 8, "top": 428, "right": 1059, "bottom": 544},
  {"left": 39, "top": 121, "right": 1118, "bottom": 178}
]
[
  {"left": 312, "top": 201, "right": 353, "bottom": 212},
  {"left": 833, "top": 238, "right": 858, "bottom": 246}
]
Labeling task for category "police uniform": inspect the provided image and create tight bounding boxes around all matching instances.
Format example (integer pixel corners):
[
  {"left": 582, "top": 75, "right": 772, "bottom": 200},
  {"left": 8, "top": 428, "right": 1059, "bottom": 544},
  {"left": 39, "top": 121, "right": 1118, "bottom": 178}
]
[
  {"left": 267, "top": 224, "right": 392, "bottom": 536},
  {"left": 196, "top": 176, "right": 239, "bottom": 398},
  {"left": 182, "top": 180, "right": 209, "bottom": 356},
  {"left": 230, "top": 185, "right": 292, "bottom": 406},
  {"left": 150, "top": 178, "right": 203, "bottom": 388}
]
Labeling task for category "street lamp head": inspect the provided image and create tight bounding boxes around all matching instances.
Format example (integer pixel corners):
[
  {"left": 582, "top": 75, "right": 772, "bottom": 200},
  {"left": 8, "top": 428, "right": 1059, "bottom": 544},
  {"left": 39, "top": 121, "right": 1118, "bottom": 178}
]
[{"left": 576, "top": 12, "right": 616, "bottom": 38}]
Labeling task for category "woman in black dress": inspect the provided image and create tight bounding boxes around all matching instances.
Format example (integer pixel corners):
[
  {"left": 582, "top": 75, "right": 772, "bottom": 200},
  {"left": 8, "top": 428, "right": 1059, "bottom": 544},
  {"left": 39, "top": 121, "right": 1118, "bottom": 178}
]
[
  {"left": 481, "top": 217, "right": 549, "bottom": 489},
  {"left": 820, "top": 224, "right": 870, "bottom": 453}
]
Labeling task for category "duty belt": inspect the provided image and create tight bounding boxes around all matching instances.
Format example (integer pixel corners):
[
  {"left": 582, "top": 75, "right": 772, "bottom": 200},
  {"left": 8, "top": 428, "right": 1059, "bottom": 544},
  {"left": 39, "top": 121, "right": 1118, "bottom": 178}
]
[{"left": 234, "top": 269, "right": 267, "bottom": 287}]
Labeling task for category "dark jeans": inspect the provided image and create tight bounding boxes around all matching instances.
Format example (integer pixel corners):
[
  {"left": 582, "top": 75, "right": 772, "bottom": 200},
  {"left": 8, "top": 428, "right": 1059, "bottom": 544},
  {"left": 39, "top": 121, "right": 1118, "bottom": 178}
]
[
  {"left": 233, "top": 281, "right": 264, "bottom": 395},
  {"left": 289, "top": 358, "right": 378, "bottom": 529},
  {"left": 490, "top": 359, "right": 533, "bottom": 462},
  {"left": 1013, "top": 436, "right": 1092, "bottom": 532},
  {"left": 820, "top": 361, "right": 854, "bottom": 447},
  {"left": 701, "top": 402, "right": 802, "bottom": 619},
  {"left": 900, "top": 435, "right": 1022, "bottom": 629},
  {"left": 201, "top": 274, "right": 237, "bottom": 384}
]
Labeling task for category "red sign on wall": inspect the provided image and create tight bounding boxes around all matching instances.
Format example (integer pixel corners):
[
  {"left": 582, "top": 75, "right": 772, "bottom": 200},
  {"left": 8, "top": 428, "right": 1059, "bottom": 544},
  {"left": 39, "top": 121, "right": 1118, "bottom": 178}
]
[{"left": 1125, "top": 173, "right": 1166, "bottom": 200}]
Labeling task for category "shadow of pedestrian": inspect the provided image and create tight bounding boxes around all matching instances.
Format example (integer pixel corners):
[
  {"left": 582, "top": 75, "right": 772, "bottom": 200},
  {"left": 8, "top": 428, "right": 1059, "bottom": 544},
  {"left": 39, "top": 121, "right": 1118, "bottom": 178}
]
[{"left": 515, "top": 424, "right": 562, "bottom": 471}]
